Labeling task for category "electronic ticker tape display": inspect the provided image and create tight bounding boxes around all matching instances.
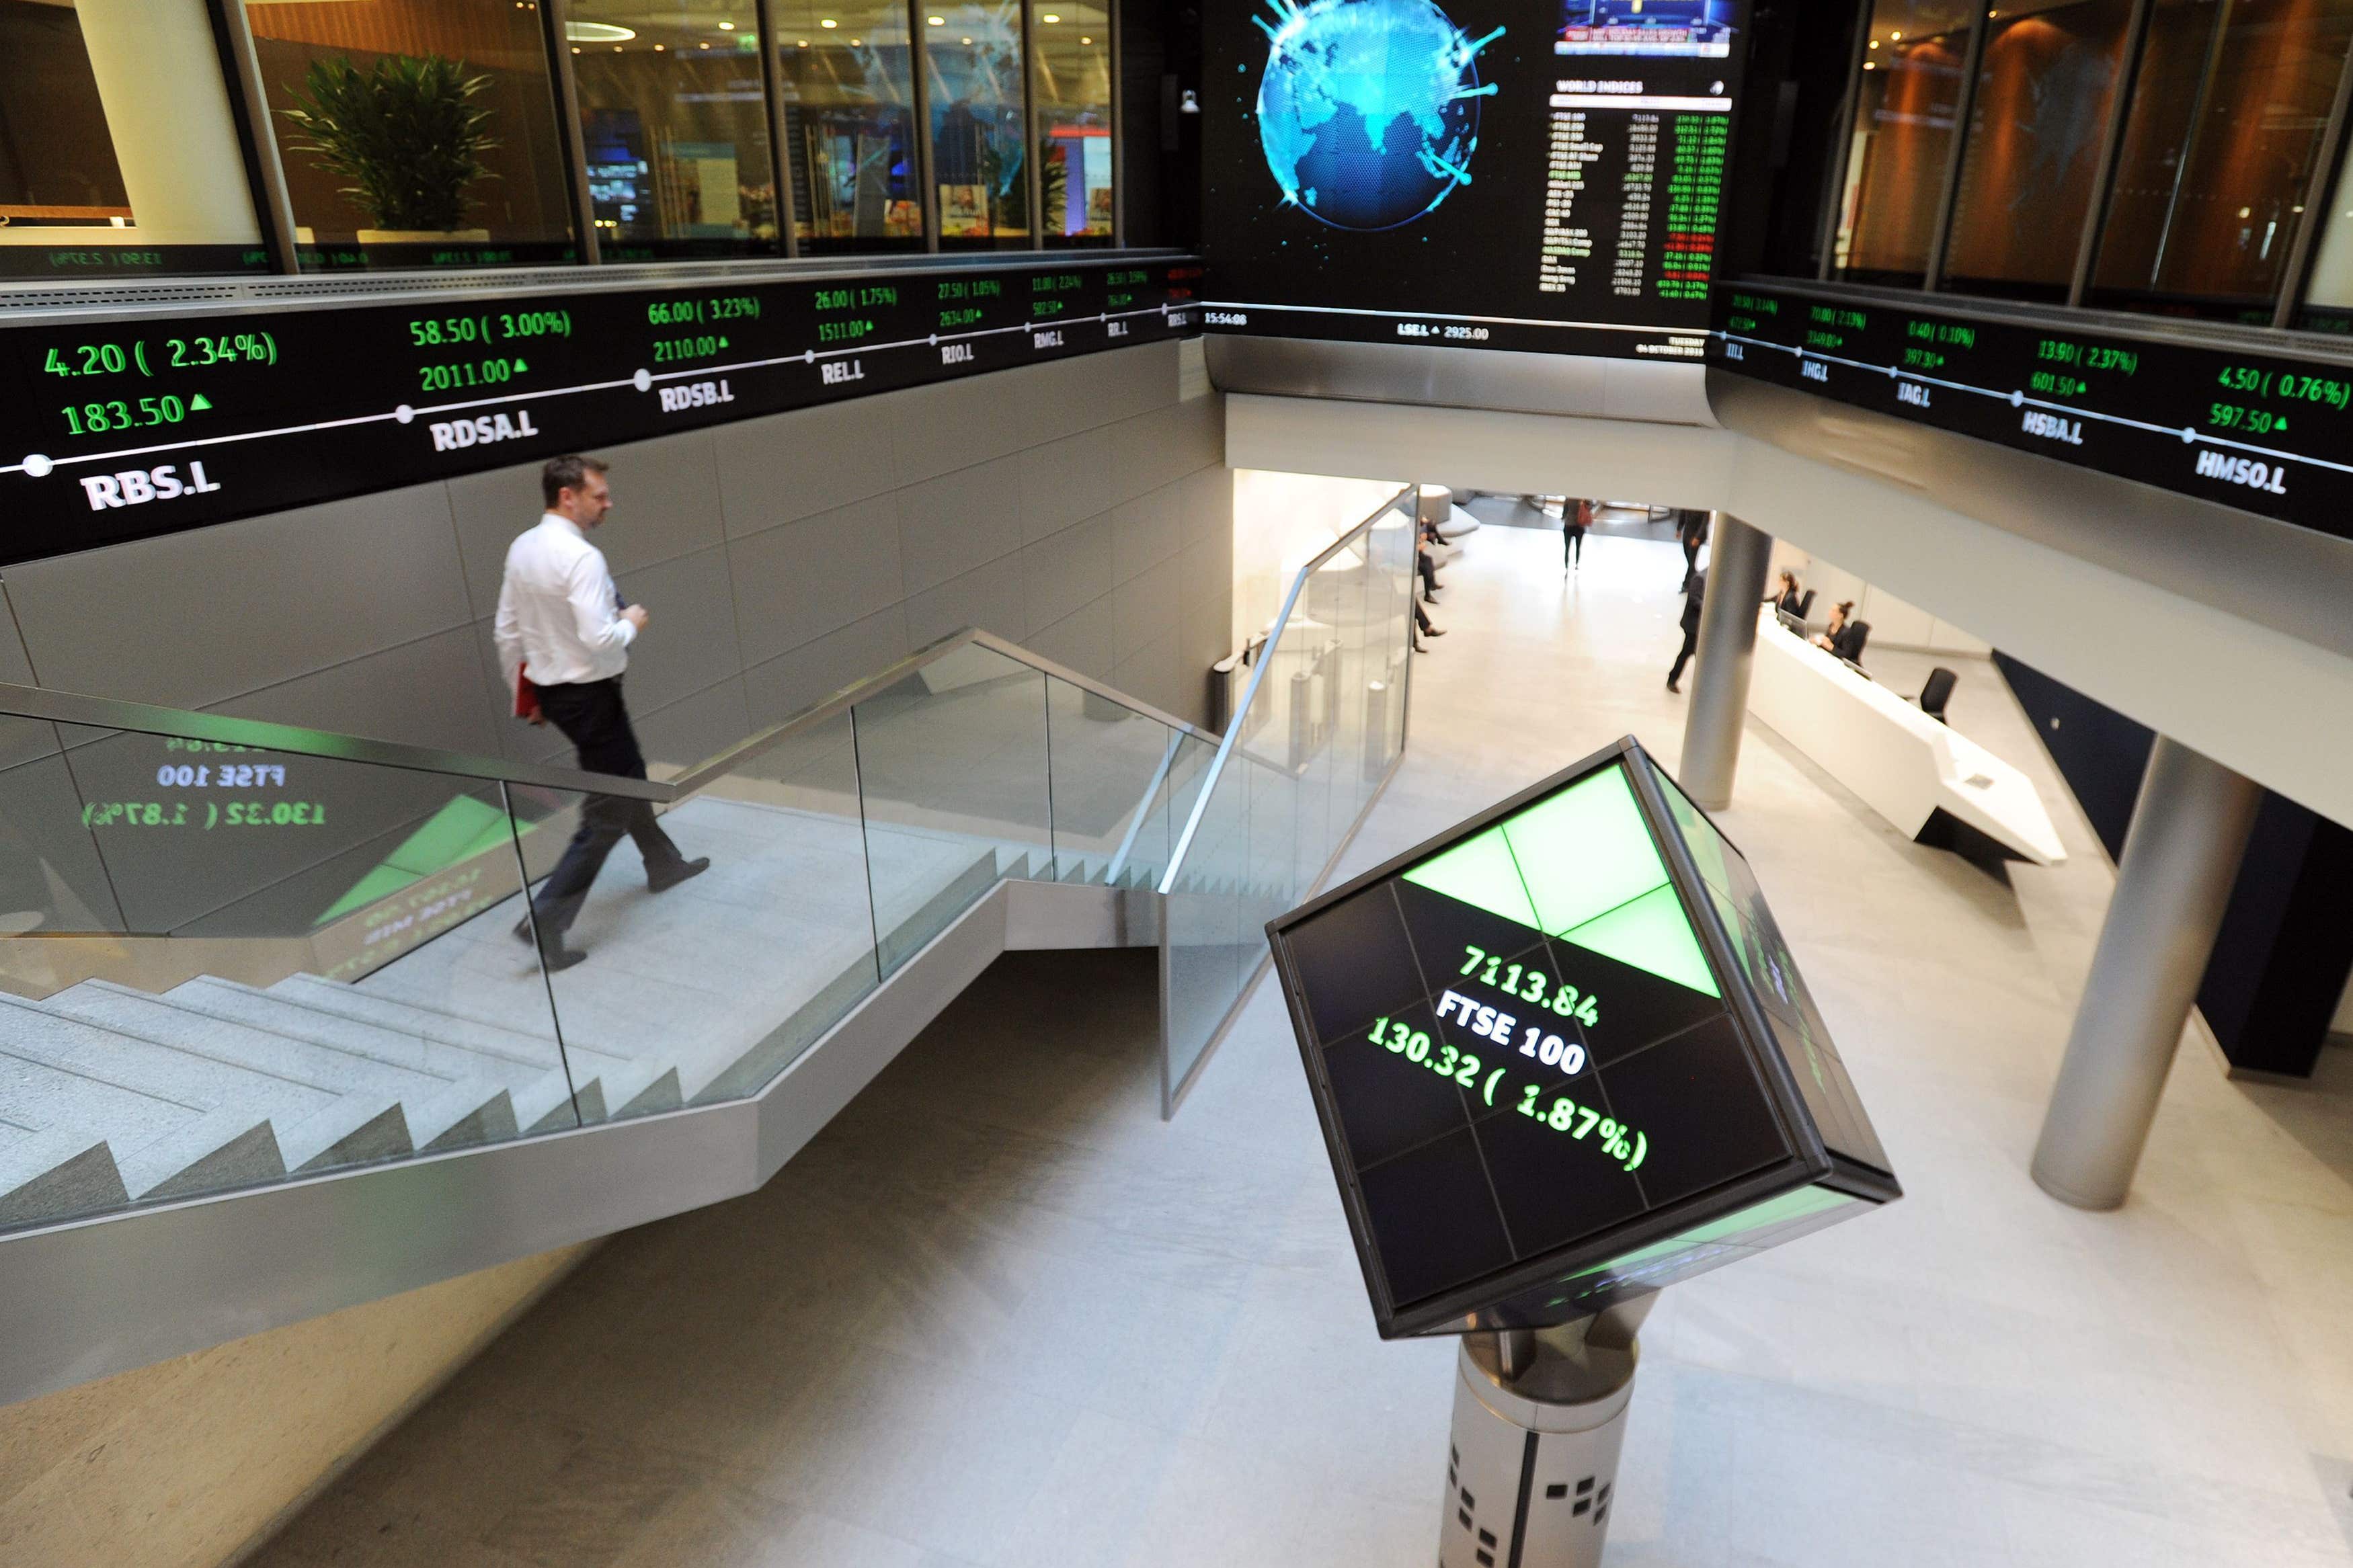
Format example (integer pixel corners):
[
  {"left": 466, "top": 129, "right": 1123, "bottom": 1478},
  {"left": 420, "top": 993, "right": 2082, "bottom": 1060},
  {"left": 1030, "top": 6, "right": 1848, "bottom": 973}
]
[
  {"left": 1266, "top": 737, "right": 1898, "bottom": 1337},
  {"left": 1199, "top": 0, "right": 1747, "bottom": 359},
  {"left": 1713, "top": 279, "right": 2353, "bottom": 544},
  {"left": 0, "top": 257, "right": 1200, "bottom": 567}
]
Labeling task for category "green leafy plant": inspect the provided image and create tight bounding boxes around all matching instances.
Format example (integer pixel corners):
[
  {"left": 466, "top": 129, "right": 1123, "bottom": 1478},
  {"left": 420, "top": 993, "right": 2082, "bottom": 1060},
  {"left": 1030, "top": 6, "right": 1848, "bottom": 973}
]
[{"left": 281, "top": 54, "right": 500, "bottom": 232}]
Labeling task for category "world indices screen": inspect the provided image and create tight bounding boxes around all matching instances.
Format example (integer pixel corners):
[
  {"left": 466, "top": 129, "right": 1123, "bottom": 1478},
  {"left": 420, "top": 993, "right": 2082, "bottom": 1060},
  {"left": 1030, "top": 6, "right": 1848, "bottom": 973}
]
[
  {"left": 1267, "top": 739, "right": 1897, "bottom": 1338},
  {"left": 1199, "top": 0, "right": 1748, "bottom": 358},
  {"left": 0, "top": 258, "right": 1201, "bottom": 565}
]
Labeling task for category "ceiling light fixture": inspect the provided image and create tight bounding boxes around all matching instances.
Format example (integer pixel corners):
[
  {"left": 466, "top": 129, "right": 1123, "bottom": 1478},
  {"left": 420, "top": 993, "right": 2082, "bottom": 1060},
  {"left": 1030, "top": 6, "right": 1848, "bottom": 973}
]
[{"left": 565, "top": 19, "right": 635, "bottom": 41}]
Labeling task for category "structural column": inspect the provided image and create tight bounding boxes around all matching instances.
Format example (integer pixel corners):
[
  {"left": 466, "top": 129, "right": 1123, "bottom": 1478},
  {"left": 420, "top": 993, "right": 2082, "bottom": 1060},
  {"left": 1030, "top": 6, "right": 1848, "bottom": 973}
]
[
  {"left": 2032, "top": 737, "right": 2262, "bottom": 1210},
  {"left": 1679, "top": 513, "right": 1771, "bottom": 810}
]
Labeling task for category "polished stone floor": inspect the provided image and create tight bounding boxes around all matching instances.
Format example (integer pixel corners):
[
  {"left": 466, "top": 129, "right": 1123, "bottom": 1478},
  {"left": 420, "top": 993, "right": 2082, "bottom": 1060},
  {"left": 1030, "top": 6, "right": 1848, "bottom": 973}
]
[{"left": 253, "top": 524, "right": 2353, "bottom": 1567}]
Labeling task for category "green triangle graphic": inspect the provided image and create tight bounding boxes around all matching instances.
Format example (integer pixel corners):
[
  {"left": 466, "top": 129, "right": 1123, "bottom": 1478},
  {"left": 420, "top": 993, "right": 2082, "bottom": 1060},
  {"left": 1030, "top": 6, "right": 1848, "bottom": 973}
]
[
  {"left": 1556, "top": 882, "right": 1720, "bottom": 997},
  {"left": 189, "top": 393, "right": 212, "bottom": 411},
  {"left": 514, "top": 358, "right": 529, "bottom": 373},
  {"left": 719, "top": 335, "right": 729, "bottom": 348},
  {"left": 1499, "top": 766, "right": 1669, "bottom": 936},
  {"left": 1402, "top": 826, "right": 1540, "bottom": 931},
  {"left": 315, "top": 795, "right": 530, "bottom": 925}
]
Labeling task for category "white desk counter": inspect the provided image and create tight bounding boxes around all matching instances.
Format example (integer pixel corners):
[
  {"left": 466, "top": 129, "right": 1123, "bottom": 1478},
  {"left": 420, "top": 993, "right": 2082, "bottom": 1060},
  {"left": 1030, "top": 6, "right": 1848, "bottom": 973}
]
[{"left": 1746, "top": 612, "right": 2067, "bottom": 866}]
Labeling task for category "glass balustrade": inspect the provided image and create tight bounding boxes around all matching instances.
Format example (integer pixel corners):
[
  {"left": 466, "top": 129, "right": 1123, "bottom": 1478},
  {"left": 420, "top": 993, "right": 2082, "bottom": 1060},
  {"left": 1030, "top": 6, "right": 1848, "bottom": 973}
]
[
  {"left": 1156, "top": 489, "right": 1419, "bottom": 1110},
  {"left": 0, "top": 510, "right": 1417, "bottom": 1233}
]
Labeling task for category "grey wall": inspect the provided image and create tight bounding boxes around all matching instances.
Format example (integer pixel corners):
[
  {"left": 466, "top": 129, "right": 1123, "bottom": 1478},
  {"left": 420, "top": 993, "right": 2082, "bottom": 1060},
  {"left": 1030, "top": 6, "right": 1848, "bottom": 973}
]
[{"left": 3, "top": 340, "right": 1232, "bottom": 778}]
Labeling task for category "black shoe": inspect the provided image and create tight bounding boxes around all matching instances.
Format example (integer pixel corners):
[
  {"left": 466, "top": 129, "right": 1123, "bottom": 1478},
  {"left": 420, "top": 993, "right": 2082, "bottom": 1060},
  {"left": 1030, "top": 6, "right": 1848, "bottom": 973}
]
[
  {"left": 514, "top": 915, "right": 534, "bottom": 945},
  {"left": 1425, "top": 626, "right": 1447, "bottom": 637},
  {"left": 539, "top": 944, "right": 589, "bottom": 973},
  {"left": 1667, "top": 678, "right": 1681, "bottom": 693},
  {"left": 648, "top": 856, "right": 711, "bottom": 893}
]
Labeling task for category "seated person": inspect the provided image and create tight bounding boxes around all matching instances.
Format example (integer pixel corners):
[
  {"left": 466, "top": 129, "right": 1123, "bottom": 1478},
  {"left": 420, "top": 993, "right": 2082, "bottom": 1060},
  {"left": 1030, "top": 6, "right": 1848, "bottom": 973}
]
[
  {"left": 1767, "top": 569, "right": 1803, "bottom": 618},
  {"left": 1810, "top": 600, "right": 1867, "bottom": 663}
]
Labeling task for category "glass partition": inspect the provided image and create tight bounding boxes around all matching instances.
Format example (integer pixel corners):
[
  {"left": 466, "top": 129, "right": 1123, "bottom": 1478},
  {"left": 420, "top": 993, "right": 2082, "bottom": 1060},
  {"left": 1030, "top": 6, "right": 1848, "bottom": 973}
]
[
  {"left": 1833, "top": 0, "right": 1980, "bottom": 285},
  {"left": 1942, "top": 0, "right": 2133, "bottom": 301},
  {"left": 1159, "top": 493, "right": 1419, "bottom": 1110},
  {"left": 1031, "top": 0, "right": 1114, "bottom": 245},
  {"left": 2089, "top": 0, "right": 2353, "bottom": 321},
  {"left": 850, "top": 643, "right": 1051, "bottom": 973},
  {"left": 244, "top": 0, "right": 580, "bottom": 271},
  {"left": 0, "top": 0, "right": 268, "bottom": 280},
  {"left": 567, "top": 0, "right": 779, "bottom": 259},
  {"left": 1045, "top": 682, "right": 1183, "bottom": 886},
  {"left": 773, "top": 0, "right": 927, "bottom": 251},
  {"left": 926, "top": 0, "right": 1033, "bottom": 247},
  {"left": 0, "top": 716, "right": 573, "bottom": 1233}
]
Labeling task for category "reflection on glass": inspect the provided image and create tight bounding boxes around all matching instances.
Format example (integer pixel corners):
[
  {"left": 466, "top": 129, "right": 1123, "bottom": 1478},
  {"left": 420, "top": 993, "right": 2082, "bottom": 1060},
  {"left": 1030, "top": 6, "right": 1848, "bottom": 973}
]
[
  {"left": 244, "top": 0, "right": 578, "bottom": 270},
  {"left": 567, "top": 0, "right": 777, "bottom": 259},
  {"left": 926, "top": 0, "right": 1031, "bottom": 247},
  {"left": 1942, "top": 0, "right": 2130, "bottom": 299},
  {"left": 1031, "top": 0, "right": 1113, "bottom": 243},
  {"left": 2091, "top": 0, "right": 2353, "bottom": 321},
  {"left": 774, "top": 0, "right": 925, "bottom": 250},
  {"left": 2298, "top": 133, "right": 2353, "bottom": 329},
  {"left": 0, "top": 0, "right": 266, "bottom": 279},
  {"left": 1833, "top": 0, "right": 1979, "bottom": 284}
]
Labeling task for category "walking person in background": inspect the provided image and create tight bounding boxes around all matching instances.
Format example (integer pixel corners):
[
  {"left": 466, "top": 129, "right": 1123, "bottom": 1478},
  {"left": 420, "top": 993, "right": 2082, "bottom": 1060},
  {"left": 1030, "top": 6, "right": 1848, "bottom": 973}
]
[
  {"left": 496, "top": 454, "right": 709, "bottom": 971},
  {"left": 1668, "top": 564, "right": 1706, "bottom": 694},
  {"left": 1563, "top": 497, "right": 1592, "bottom": 573},
  {"left": 1678, "top": 509, "right": 1710, "bottom": 583}
]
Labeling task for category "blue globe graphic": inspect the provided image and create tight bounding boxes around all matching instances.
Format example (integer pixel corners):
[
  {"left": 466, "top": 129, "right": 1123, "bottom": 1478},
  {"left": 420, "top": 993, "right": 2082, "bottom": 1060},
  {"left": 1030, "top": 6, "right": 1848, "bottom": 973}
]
[{"left": 1255, "top": 0, "right": 1492, "bottom": 231}]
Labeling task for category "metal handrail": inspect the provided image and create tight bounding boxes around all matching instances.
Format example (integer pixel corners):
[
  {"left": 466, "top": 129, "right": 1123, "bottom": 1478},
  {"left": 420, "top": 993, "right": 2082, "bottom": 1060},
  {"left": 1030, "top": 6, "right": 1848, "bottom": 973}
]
[
  {"left": 1157, "top": 486, "right": 1418, "bottom": 893},
  {"left": 0, "top": 624, "right": 1218, "bottom": 814}
]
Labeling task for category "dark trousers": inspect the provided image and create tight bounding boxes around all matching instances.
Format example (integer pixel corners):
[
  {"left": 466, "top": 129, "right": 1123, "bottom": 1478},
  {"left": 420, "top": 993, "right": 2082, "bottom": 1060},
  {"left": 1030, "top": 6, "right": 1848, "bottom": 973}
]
[
  {"left": 1669, "top": 620, "right": 1700, "bottom": 685},
  {"left": 1563, "top": 526, "right": 1585, "bottom": 567},
  {"left": 530, "top": 677, "right": 684, "bottom": 938},
  {"left": 1417, "top": 549, "right": 1440, "bottom": 597}
]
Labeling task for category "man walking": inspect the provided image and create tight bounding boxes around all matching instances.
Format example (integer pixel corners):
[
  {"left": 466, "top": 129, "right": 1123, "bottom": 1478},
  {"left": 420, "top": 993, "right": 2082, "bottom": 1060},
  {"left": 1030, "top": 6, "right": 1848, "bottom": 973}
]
[
  {"left": 1667, "top": 564, "right": 1706, "bottom": 694},
  {"left": 495, "top": 454, "right": 707, "bottom": 970}
]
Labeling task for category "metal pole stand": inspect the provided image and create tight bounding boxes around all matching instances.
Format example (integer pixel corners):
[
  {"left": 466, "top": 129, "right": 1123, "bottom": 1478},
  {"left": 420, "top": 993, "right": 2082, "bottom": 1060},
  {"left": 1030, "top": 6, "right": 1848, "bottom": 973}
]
[{"left": 1439, "top": 1298, "right": 1652, "bottom": 1568}]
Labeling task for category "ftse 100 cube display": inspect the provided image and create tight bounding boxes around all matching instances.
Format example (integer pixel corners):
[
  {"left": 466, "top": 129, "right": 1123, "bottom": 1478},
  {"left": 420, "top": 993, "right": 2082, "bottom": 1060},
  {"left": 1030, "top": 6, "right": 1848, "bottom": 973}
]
[{"left": 1265, "top": 737, "right": 1901, "bottom": 1338}]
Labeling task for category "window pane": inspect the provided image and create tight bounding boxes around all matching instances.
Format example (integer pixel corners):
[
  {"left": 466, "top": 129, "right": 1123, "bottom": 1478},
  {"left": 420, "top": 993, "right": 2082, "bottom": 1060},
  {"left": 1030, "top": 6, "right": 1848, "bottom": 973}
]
[
  {"left": 927, "top": 0, "right": 1033, "bottom": 248},
  {"left": 1032, "top": 1, "right": 1113, "bottom": 245},
  {"left": 0, "top": 0, "right": 267, "bottom": 280},
  {"left": 773, "top": 0, "right": 925, "bottom": 251},
  {"left": 2091, "top": 0, "right": 2353, "bottom": 323},
  {"left": 1943, "top": 0, "right": 2132, "bottom": 300},
  {"left": 567, "top": 1, "right": 779, "bottom": 259},
  {"left": 245, "top": 0, "right": 580, "bottom": 271},
  {"left": 1833, "top": 0, "right": 1979, "bottom": 286},
  {"left": 2296, "top": 129, "right": 2353, "bottom": 329}
]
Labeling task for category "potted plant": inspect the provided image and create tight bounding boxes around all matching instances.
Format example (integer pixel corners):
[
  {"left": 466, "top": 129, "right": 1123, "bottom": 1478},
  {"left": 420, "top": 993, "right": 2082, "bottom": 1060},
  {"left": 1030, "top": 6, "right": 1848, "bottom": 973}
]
[{"left": 280, "top": 54, "right": 500, "bottom": 243}]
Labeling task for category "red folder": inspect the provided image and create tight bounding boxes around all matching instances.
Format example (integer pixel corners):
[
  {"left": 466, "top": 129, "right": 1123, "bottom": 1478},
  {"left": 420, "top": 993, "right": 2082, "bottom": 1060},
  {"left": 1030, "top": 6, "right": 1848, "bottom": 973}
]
[{"left": 514, "top": 671, "right": 541, "bottom": 721}]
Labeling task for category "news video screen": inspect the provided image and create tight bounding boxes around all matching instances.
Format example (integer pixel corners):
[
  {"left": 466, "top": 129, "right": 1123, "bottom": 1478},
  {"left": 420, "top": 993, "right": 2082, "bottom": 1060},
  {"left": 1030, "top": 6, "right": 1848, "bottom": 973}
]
[{"left": 1199, "top": 0, "right": 1749, "bottom": 357}]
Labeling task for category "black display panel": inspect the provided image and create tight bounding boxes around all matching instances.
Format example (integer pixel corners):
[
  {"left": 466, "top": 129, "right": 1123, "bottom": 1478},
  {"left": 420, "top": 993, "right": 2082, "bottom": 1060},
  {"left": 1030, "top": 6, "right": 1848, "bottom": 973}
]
[
  {"left": 1712, "top": 279, "right": 2353, "bottom": 543},
  {"left": 1265, "top": 736, "right": 1899, "bottom": 1337},
  {"left": 1198, "top": 0, "right": 1748, "bottom": 358},
  {"left": 0, "top": 258, "right": 1201, "bottom": 566}
]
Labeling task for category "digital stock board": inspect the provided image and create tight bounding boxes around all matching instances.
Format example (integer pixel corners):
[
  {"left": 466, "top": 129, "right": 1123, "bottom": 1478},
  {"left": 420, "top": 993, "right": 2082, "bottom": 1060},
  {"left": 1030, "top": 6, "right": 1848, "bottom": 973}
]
[
  {"left": 1199, "top": 0, "right": 1746, "bottom": 358},
  {"left": 1712, "top": 279, "right": 2353, "bottom": 542},
  {"left": 0, "top": 257, "right": 1200, "bottom": 565},
  {"left": 1266, "top": 737, "right": 1897, "bottom": 1337}
]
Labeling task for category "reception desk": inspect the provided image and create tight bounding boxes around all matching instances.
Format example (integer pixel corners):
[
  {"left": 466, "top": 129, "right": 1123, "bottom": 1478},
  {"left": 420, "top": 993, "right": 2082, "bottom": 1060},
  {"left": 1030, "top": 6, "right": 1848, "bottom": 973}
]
[{"left": 1747, "top": 612, "right": 2067, "bottom": 866}]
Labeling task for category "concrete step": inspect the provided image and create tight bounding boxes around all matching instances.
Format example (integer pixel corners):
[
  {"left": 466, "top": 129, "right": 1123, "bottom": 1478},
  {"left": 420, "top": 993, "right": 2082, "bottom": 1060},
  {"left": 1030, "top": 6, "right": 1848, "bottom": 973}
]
[
  {"left": 55, "top": 981, "right": 506, "bottom": 1155},
  {"left": 16, "top": 986, "right": 411, "bottom": 1175},
  {"left": 159, "top": 978, "right": 532, "bottom": 1149},
  {"left": 0, "top": 1122, "right": 127, "bottom": 1229},
  {"left": 339, "top": 960, "right": 677, "bottom": 1122},
  {"left": 268, "top": 975, "right": 592, "bottom": 1133}
]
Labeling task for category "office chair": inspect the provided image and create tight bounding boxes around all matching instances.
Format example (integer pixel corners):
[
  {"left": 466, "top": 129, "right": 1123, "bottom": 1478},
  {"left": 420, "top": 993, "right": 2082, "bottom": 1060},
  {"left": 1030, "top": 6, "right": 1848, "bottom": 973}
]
[
  {"left": 1846, "top": 621, "right": 1871, "bottom": 661},
  {"left": 1797, "top": 589, "right": 1816, "bottom": 620},
  {"left": 1918, "top": 666, "right": 1958, "bottom": 724}
]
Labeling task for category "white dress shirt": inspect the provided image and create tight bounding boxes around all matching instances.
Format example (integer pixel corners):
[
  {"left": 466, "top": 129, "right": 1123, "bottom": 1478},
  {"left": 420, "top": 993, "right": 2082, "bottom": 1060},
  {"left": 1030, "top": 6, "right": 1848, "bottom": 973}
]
[{"left": 493, "top": 513, "right": 636, "bottom": 687}]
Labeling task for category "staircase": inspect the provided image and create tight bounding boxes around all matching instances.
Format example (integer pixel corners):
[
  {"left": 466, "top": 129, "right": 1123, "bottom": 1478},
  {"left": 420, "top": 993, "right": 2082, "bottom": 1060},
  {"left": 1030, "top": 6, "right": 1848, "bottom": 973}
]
[{"left": 0, "top": 486, "right": 1420, "bottom": 1410}]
